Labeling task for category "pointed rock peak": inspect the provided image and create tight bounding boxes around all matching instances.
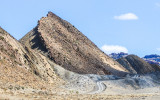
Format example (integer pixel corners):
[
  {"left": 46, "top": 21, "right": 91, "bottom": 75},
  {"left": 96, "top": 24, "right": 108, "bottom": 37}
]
[
  {"left": 47, "top": 11, "right": 60, "bottom": 19},
  {"left": 21, "top": 12, "right": 128, "bottom": 76}
]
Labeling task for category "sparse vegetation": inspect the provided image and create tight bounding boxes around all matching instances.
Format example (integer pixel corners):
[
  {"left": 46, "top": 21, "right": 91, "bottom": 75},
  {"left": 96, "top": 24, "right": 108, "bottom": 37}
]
[
  {"left": 15, "top": 86, "right": 21, "bottom": 90},
  {"left": 21, "top": 87, "right": 24, "bottom": 90},
  {"left": 76, "top": 91, "right": 79, "bottom": 94},
  {"left": 0, "top": 29, "right": 5, "bottom": 34},
  {"left": 8, "top": 85, "right": 13, "bottom": 90},
  {"left": 0, "top": 36, "right": 4, "bottom": 40}
]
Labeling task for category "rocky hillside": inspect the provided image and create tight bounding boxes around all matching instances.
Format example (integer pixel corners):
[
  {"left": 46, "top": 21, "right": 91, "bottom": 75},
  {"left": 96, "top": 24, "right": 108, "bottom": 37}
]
[
  {"left": 117, "top": 55, "right": 160, "bottom": 74},
  {"left": 20, "top": 12, "right": 128, "bottom": 76},
  {"left": 0, "top": 26, "right": 65, "bottom": 93}
]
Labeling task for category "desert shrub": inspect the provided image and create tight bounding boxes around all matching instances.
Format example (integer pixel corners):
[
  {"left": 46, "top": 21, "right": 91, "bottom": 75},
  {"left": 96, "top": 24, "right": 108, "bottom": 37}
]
[
  {"left": 0, "top": 36, "right": 4, "bottom": 40},
  {"left": 8, "top": 85, "right": 13, "bottom": 90},
  {"left": 76, "top": 91, "right": 79, "bottom": 94},
  {"left": 21, "top": 87, "right": 24, "bottom": 90},
  {"left": 15, "top": 86, "right": 21, "bottom": 90},
  {"left": 0, "top": 29, "right": 5, "bottom": 34}
]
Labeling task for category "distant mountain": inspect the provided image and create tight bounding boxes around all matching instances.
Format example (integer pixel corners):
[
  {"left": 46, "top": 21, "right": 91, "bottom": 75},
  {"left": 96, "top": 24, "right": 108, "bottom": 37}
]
[
  {"left": 116, "top": 55, "right": 160, "bottom": 74},
  {"left": 143, "top": 54, "right": 160, "bottom": 65},
  {"left": 110, "top": 53, "right": 160, "bottom": 66},
  {"left": 109, "top": 53, "right": 160, "bottom": 73},
  {"left": 109, "top": 52, "right": 128, "bottom": 60}
]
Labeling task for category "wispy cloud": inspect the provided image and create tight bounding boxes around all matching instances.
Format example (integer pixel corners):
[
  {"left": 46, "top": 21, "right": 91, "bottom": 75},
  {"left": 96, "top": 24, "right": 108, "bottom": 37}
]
[
  {"left": 114, "top": 13, "right": 138, "bottom": 20},
  {"left": 101, "top": 45, "right": 128, "bottom": 54},
  {"left": 155, "top": 3, "right": 160, "bottom": 7},
  {"left": 157, "top": 48, "right": 160, "bottom": 51}
]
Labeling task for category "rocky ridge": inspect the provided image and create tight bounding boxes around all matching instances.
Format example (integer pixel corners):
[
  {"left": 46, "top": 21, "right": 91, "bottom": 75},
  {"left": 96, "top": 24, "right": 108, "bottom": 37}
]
[
  {"left": 20, "top": 12, "right": 128, "bottom": 76},
  {"left": 117, "top": 55, "right": 160, "bottom": 74}
]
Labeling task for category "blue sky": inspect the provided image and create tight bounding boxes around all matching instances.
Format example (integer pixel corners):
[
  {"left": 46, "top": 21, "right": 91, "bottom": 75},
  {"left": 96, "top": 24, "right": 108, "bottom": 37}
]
[{"left": 0, "top": 0, "right": 160, "bottom": 57}]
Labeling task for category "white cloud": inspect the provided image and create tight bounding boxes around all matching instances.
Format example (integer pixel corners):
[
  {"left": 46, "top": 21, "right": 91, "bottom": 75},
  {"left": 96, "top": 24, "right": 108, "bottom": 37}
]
[
  {"left": 101, "top": 45, "right": 128, "bottom": 54},
  {"left": 157, "top": 48, "right": 160, "bottom": 51},
  {"left": 114, "top": 13, "right": 138, "bottom": 20},
  {"left": 155, "top": 3, "right": 160, "bottom": 7}
]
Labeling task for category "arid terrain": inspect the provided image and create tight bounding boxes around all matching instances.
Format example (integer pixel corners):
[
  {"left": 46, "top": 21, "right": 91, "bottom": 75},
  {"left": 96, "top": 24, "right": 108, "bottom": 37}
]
[{"left": 0, "top": 12, "right": 160, "bottom": 100}]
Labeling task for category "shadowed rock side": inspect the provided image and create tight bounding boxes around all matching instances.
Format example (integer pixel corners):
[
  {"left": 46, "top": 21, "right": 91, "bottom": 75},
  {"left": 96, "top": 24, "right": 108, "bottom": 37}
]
[
  {"left": 0, "top": 26, "right": 63, "bottom": 90},
  {"left": 117, "top": 55, "right": 159, "bottom": 74},
  {"left": 0, "top": 27, "right": 48, "bottom": 89},
  {"left": 150, "top": 64, "right": 160, "bottom": 72},
  {"left": 20, "top": 12, "right": 128, "bottom": 76},
  {"left": 116, "top": 57, "right": 137, "bottom": 74}
]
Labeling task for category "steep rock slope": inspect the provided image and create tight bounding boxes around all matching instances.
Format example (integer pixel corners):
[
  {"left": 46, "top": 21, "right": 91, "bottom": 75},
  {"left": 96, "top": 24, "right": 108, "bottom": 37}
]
[
  {"left": 0, "top": 27, "right": 47, "bottom": 89},
  {"left": 20, "top": 12, "right": 128, "bottom": 76},
  {"left": 0, "top": 26, "right": 63, "bottom": 90},
  {"left": 117, "top": 55, "right": 157, "bottom": 74}
]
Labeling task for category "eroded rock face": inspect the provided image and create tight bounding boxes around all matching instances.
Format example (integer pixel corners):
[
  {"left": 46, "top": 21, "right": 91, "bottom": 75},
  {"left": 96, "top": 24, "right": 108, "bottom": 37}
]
[
  {"left": 20, "top": 12, "right": 128, "bottom": 76},
  {"left": 0, "top": 27, "right": 48, "bottom": 89},
  {"left": 0, "top": 27, "right": 63, "bottom": 88},
  {"left": 117, "top": 55, "right": 156, "bottom": 74}
]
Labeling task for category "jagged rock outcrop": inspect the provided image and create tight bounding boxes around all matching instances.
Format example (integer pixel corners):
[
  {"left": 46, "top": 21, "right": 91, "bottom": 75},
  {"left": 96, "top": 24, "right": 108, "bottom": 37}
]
[
  {"left": 20, "top": 12, "right": 128, "bottom": 76},
  {"left": 117, "top": 55, "right": 158, "bottom": 74}
]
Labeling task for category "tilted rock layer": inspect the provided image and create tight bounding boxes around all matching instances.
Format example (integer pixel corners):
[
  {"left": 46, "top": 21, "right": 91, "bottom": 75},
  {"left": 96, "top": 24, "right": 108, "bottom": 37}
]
[
  {"left": 20, "top": 12, "right": 128, "bottom": 76},
  {"left": 0, "top": 26, "right": 64, "bottom": 90}
]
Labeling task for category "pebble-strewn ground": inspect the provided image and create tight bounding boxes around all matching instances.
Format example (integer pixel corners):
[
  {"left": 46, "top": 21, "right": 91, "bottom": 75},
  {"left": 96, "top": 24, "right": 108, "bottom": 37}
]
[{"left": 1, "top": 91, "right": 160, "bottom": 100}]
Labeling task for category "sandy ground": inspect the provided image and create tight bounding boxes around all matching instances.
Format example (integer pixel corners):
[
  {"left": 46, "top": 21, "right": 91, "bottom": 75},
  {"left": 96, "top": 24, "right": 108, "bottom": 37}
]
[
  {"left": 0, "top": 92, "right": 160, "bottom": 100},
  {"left": 0, "top": 78, "right": 160, "bottom": 100},
  {"left": 0, "top": 64, "right": 160, "bottom": 100}
]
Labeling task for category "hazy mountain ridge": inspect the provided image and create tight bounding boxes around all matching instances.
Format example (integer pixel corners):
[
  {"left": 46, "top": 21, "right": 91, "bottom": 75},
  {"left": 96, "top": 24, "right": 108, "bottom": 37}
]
[
  {"left": 109, "top": 52, "right": 128, "bottom": 60},
  {"left": 143, "top": 54, "right": 160, "bottom": 65}
]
